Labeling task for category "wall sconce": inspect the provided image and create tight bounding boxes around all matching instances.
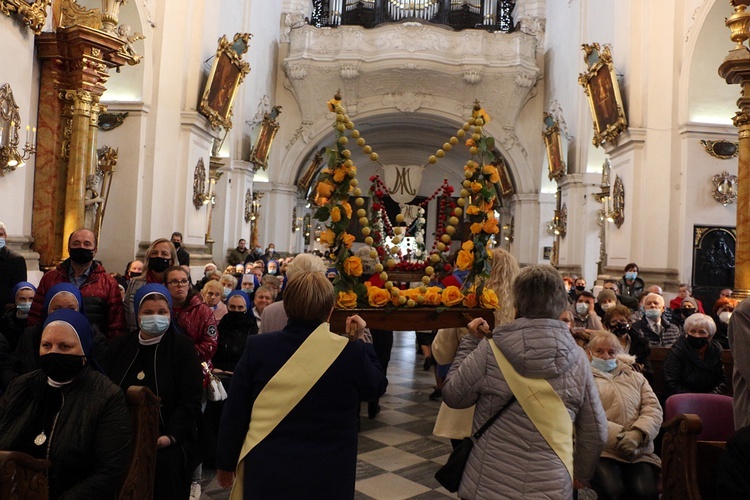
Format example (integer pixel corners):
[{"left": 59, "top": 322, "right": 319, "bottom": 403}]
[
  {"left": 291, "top": 206, "right": 301, "bottom": 233},
  {"left": 247, "top": 191, "right": 264, "bottom": 248},
  {"left": 502, "top": 216, "right": 514, "bottom": 243},
  {"left": 592, "top": 160, "right": 624, "bottom": 227},
  {"left": 314, "top": 222, "right": 323, "bottom": 242},
  {"left": 545, "top": 206, "right": 567, "bottom": 238},
  {"left": 711, "top": 171, "right": 738, "bottom": 206},
  {"left": 303, "top": 214, "right": 312, "bottom": 239},
  {"left": 0, "top": 83, "right": 36, "bottom": 176}
]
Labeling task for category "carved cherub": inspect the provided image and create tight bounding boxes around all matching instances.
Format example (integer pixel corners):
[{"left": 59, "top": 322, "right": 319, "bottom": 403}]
[{"left": 117, "top": 24, "right": 146, "bottom": 64}]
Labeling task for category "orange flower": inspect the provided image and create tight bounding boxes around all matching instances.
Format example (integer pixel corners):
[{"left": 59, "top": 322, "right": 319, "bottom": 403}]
[
  {"left": 463, "top": 292, "right": 478, "bottom": 308},
  {"left": 441, "top": 286, "right": 464, "bottom": 307},
  {"left": 336, "top": 291, "right": 358, "bottom": 309},
  {"left": 319, "top": 228, "right": 336, "bottom": 246},
  {"left": 456, "top": 249, "right": 474, "bottom": 271},
  {"left": 470, "top": 222, "right": 483, "bottom": 235},
  {"left": 333, "top": 164, "right": 354, "bottom": 183},
  {"left": 343, "top": 256, "right": 363, "bottom": 277},
  {"left": 480, "top": 288, "right": 499, "bottom": 309},
  {"left": 466, "top": 205, "right": 481, "bottom": 216},
  {"left": 462, "top": 240, "right": 474, "bottom": 252},
  {"left": 390, "top": 288, "right": 402, "bottom": 306},
  {"left": 342, "top": 232, "right": 355, "bottom": 248},
  {"left": 465, "top": 138, "right": 476, "bottom": 147},
  {"left": 316, "top": 180, "right": 335, "bottom": 199},
  {"left": 471, "top": 181, "right": 483, "bottom": 193},
  {"left": 331, "top": 206, "right": 342, "bottom": 223},
  {"left": 472, "top": 108, "right": 491, "bottom": 124},
  {"left": 368, "top": 286, "right": 391, "bottom": 307},
  {"left": 340, "top": 201, "right": 353, "bottom": 219},
  {"left": 482, "top": 165, "right": 500, "bottom": 183},
  {"left": 483, "top": 216, "right": 499, "bottom": 234},
  {"left": 424, "top": 287, "right": 443, "bottom": 306},
  {"left": 328, "top": 98, "right": 341, "bottom": 112}
]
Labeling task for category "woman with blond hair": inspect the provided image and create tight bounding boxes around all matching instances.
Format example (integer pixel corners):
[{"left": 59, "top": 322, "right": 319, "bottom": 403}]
[
  {"left": 202, "top": 280, "right": 228, "bottom": 322},
  {"left": 123, "top": 238, "right": 179, "bottom": 331},
  {"left": 432, "top": 247, "right": 520, "bottom": 448}
]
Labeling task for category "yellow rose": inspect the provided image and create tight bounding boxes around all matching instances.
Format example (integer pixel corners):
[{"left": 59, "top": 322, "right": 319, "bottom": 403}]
[
  {"left": 368, "top": 287, "right": 391, "bottom": 307},
  {"left": 343, "top": 256, "right": 363, "bottom": 277},
  {"left": 402, "top": 288, "right": 420, "bottom": 300},
  {"left": 465, "top": 138, "right": 476, "bottom": 147},
  {"left": 340, "top": 201, "right": 353, "bottom": 219},
  {"left": 471, "top": 181, "right": 483, "bottom": 193},
  {"left": 480, "top": 288, "right": 499, "bottom": 309},
  {"left": 441, "top": 286, "right": 464, "bottom": 307},
  {"left": 462, "top": 240, "right": 474, "bottom": 252},
  {"left": 316, "top": 180, "right": 335, "bottom": 199},
  {"left": 342, "top": 232, "right": 355, "bottom": 248},
  {"left": 470, "top": 222, "right": 482, "bottom": 235},
  {"left": 333, "top": 164, "right": 351, "bottom": 183},
  {"left": 424, "top": 287, "right": 443, "bottom": 306},
  {"left": 319, "top": 228, "right": 336, "bottom": 246},
  {"left": 456, "top": 249, "right": 474, "bottom": 271},
  {"left": 483, "top": 216, "right": 499, "bottom": 235},
  {"left": 463, "top": 292, "right": 478, "bottom": 308},
  {"left": 482, "top": 165, "right": 500, "bottom": 183},
  {"left": 331, "top": 206, "right": 341, "bottom": 223},
  {"left": 336, "top": 291, "right": 358, "bottom": 309},
  {"left": 466, "top": 205, "right": 481, "bottom": 216}
]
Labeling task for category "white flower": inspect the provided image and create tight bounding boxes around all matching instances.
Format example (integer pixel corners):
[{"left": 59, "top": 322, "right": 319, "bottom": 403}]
[
  {"left": 415, "top": 235, "right": 424, "bottom": 244},
  {"left": 418, "top": 218, "right": 426, "bottom": 224}
]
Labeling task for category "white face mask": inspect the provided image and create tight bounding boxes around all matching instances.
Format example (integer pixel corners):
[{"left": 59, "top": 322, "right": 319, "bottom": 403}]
[
  {"left": 576, "top": 303, "right": 589, "bottom": 315},
  {"left": 719, "top": 311, "right": 733, "bottom": 324},
  {"left": 600, "top": 302, "right": 615, "bottom": 311}
]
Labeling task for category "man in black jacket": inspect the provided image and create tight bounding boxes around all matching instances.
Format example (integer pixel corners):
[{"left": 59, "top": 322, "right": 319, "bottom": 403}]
[
  {"left": 0, "top": 222, "right": 27, "bottom": 307},
  {"left": 171, "top": 231, "right": 191, "bottom": 266}
]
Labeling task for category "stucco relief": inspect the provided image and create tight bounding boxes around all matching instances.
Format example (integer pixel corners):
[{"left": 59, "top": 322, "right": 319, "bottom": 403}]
[
  {"left": 339, "top": 64, "right": 360, "bottom": 81},
  {"left": 374, "top": 25, "right": 450, "bottom": 53},
  {"left": 382, "top": 92, "right": 435, "bottom": 113}
]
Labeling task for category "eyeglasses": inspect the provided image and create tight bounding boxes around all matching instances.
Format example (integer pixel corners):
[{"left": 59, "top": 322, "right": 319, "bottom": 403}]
[{"left": 167, "top": 279, "right": 190, "bottom": 287}]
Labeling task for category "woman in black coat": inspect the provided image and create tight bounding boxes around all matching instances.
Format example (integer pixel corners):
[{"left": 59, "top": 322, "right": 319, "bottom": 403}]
[
  {"left": 0, "top": 309, "right": 131, "bottom": 499},
  {"left": 213, "top": 290, "right": 257, "bottom": 378},
  {"left": 664, "top": 313, "right": 727, "bottom": 399},
  {"left": 103, "top": 283, "right": 203, "bottom": 500},
  {"left": 215, "top": 271, "right": 387, "bottom": 499}
]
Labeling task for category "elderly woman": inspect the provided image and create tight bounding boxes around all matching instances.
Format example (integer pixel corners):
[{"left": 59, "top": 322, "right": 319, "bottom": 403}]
[
  {"left": 215, "top": 271, "right": 387, "bottom": 498},
  {"left": 664, "top": 313, "right": 728, "bottom": 399},
  {"left": 0, "top": 309, "right": 131, "bottom": 499},
  {"left": 713, "top": 297, "right": 737, "bottom": 349},
  {"left": 213, "top": 291, "right": 257, "bottom": 379},
  {"left": 252, "top": 285, "right": 276, "bottom": 331},
  {"left": 603, "top": 305, "right": 653, "bottom": 384},
  {"left": 201, "top": 280, "right": 228, "bottom": 322},
  {"left": 124, "top": 238, "right": 179, "bottom": 331},
  {"left": 104, "top": 284, "right": 203, "bottom": 499},
  {"left": 220, "top": 273, "right": 238, "bottom": 299},
  {"left": 588, "top": 332, "right": 662, "bottom": 500},
  {"left": 442, "top": 265, "right": 607, "bottom": 498}
]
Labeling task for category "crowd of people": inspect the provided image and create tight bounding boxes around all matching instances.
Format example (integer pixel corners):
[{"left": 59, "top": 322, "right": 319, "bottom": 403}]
[{"left": 0, "top": 226, "right": 748, "bottom": 499}]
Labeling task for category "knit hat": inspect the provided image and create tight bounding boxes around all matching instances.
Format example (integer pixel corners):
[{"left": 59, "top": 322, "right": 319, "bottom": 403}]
[
  {"left": 134, "top": 283, "right": 172, "bottom": 317},
  {"left": 597, "top": 289, "right": 617, "bottom": 303},
  {"left": 681, "top": 297, "right": 698, "bottom": 309},
  {"left": 43, "top": 283, "right": 84, "bottom": 317}
]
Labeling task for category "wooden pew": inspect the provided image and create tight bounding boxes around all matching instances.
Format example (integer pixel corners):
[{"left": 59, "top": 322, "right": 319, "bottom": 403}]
[
  {"left": 648, "top": 347, "right": 734, "bottom": 401},
  {"left": 118, "top": 385, "right": 161, "bottom": 500},
  {"left": 0, "top": 451, "right": 49, "bottom": 500}
]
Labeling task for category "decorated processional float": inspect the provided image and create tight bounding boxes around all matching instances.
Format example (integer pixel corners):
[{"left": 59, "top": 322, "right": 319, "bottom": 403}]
[{"left": 314, "top": 92, "right": 503, "bottom": 334}]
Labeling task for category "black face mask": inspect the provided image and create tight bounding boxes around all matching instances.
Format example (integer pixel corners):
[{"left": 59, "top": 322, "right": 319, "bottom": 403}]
[
  {"left": 69, "top": 247, "right": 94, "bottom": 265},
  {"left": 681, "top": 308, "right": 696, "bottom": 318},
  {"left": 224, "top": 311, "right": 248, "bottom": 323},
  {"left": 686, "top": 335, "right": 709, "bottom": 350},
  {"left": 575, "top": 285, "right": 585, "bottom": 291},
  {"left": 172, "top": 241, "right": 181, "bottom": 250},
  {"left": 38, "top": 353, "right": 86, "bottom": 382},
  {"left": 611, "top": 322, "right": 630, "bottom": 337},
  {"left": 149, "top": 257, "right": 171, "bottom": 273},
  {"left": 129, "top": 271, "right": 142, "bottom": 278}
]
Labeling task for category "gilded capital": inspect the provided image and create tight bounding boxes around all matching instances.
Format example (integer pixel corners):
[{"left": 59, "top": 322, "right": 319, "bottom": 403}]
[{"left": 733, "top": 111, "right": 750, "bottom": 130}]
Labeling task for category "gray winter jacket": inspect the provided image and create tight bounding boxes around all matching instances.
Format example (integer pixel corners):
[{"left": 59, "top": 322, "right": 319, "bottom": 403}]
[{"left": 443, "top": 318, "right": 608, "bottom": 499}]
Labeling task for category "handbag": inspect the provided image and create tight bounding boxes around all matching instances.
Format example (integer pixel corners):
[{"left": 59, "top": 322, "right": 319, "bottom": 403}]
[
  {"left": 203, "top": 362, "right": 228, "bottom": 402},
  {"left": 434, "top": 395, "right": 516, "bottom": 492}
]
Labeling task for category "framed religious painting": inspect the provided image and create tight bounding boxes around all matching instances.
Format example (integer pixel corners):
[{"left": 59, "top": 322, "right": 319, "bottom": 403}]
[
  {"left": 199, "top": 33, "right": 252, "bottom": 130},
  {"left": 249, "top": 106, "right": 282, "bottom": 170},
  {"left": 495, "top": 158, "right": 514, "bottom": 198},
  {"left": 578, "top": 43, "right": 628, "bottom": 147},
  {"left": 543, "top": 113, "right": 565, "bottom": 181}
]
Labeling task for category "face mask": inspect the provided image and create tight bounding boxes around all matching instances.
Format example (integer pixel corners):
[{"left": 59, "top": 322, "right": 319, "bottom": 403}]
[
  {"left": 611, "top": 322, "right": 630, "bottom": 337},
  {"left": 719, "top": 311, "right": 733, "bottom": 324},
  {"left": 0, "top": 237, "right": 5, "bottom": 249},
  {"left": 601, "top": 302, "right": 615, "bottom": 311},
  {"left": 267, "top": 268, "right": 277, "bottom": 275},
  {"left": 575, "top": 303, "right": 589, "bottom": 315},
  {"left": 644, "top": 308, "right": 662, "bottom": 320},
  {"left": 38, "top": 353, "right": 86, "bottom": 382},
  {"left": 686, "top": 335, "right": 709, "bottom": 350},
  {"left": 149, "top": 257, "right": 171, "bottom": 273},
  {"left": 223, "top": 287, "right": 232, "bottom": 298},
  {"left": 69, "top": 247, "right": 94, "bottom": 265},
  {"left": 140, "top": 315, "right": 170, "bottom": 336},
  {"left": 591, "top": 357, "right": 617, "bottom": 373},
  {"left": 16, "top": 302, "right": 31, "bottom": 314},
  {"left": 625, "top": 272, "right": 637, "bottom": 281},
  {"left": 225, "top": 310, "right": 247, "bottom": 322},
  {"left": 681, "top": 308, "right": 695, "bottom": 318},
  {"left": 129, "top": 271, "right": 142, "bottom": 278},
  {"left": 172, "top": 241, "right": 181, "bottom": 250}
]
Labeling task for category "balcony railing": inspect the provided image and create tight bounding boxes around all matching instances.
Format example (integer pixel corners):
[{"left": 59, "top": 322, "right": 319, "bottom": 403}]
[{"left": 310, "top": 0, "right": 515, "bottom": 32}]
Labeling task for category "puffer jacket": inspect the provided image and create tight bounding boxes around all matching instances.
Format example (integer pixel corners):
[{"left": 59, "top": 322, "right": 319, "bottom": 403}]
[
  {"left": 591, "top": 355, "right": 662, "bottom": 468},
  {"left": 28, "top": 260, "right": 125, "bottom": 338},
  {"left": 0, "top": 367, "right": 131, "bottom": 499},
  {"left": 443, "top": 318, "right": 608, "bottom": 499},
  {"left": 663, "top": 336, "right": 727, "bottom": 399},
  {"left": 171, "top": 293, "right": 218, "bottom": 364}
]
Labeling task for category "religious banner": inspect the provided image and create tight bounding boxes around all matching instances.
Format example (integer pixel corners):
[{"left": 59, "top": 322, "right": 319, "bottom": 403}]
[{"left": 382, "top": 164, "right": 424, "bottom": 203}]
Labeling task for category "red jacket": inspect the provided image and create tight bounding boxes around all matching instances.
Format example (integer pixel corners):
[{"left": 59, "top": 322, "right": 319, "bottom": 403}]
[
  {"left": 28, "top": 260, "right": 126, "bottom": 338},
  {"left": 172, "top": 293, "right": 218, "bottom": 364}
]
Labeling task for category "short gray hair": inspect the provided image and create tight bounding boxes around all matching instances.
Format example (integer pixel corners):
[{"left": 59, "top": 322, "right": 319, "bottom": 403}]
[
  {"left": 683, "top": 313, "right": 716, "bottom": 338},
  {"left": 285, "top": 253, "right": 327, "bottom": 279},
  {"left": 588, "top": 331, "right": 624, "bottom": 355},
  {"left": 512, "top": 265, "right": 569, "bottom": 319},
  {"left": 0, "top": 221, "right": 6, "bottom": 233}
]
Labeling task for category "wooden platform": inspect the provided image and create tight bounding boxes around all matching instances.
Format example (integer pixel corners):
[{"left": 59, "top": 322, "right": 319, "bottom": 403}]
[{"left": 330, "top": 307, "right": 494, "bottom": 333}]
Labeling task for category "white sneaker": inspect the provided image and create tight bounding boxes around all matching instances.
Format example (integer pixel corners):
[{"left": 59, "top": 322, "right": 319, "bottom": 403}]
[{"left": 190, "top": 481, "right": 201, "bottom": 500}]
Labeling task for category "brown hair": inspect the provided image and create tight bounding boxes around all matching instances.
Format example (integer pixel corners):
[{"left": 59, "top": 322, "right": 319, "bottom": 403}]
[{"left": 283, "top": 272, "right": 334, "bottom": 324}]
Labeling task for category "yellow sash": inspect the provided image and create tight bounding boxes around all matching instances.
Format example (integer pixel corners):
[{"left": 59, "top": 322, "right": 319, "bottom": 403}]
[
  {"left": 230, "top": 322, "right": 348, "bottom": 499},
  {"left": 489, "top": 340, "right": 574, "bottom": 481}
]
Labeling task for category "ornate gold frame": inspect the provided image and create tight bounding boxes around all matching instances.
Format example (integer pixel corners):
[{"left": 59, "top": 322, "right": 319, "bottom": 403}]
[
  {"left": 249, "top": 106, "right": 281, "bottom": 171},
  {"left": 192, "top": 158, "right": 208, "bottom": 209},
  {"left": 578, "top": 43, "right": 628, "bottom": 147},
  {"left": 199, "top": 33, "right": 252, "bottom": 130},
  {"left": 495, "top": 158, "right": 514, "bottom": 197},
  {"left": 712, "top": 171, "right": 738, "bottom": 206},
  {"left": 0, "top": 0, "right": 50, "bottom": 34},
  {"left": 543, "top": 113, "right": 566, "bottom": 181},
  {"left": 611, "top": 175, "right": 625, "bottom": 228},
  {"left": 701, "top": 139, "right": 739, "bottom": 159},
  {"left": 0, "top": 83, "right": 21, "bottom": 175}
]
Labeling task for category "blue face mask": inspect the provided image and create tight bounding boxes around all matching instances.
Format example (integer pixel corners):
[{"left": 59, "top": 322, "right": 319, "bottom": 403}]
[
  {"left": 140, "top": 315, "right": 170, "bottom": 336},
  {"left": 16, "top": 302, "right": 31, "bottom": 313},
  {"left": 591, "top": 357, "right": 617, "bottom": 373},
  {"left": 625, "top": 271, "right": 637, "bottom": 281},
  {"left": 0, "top": 238, "right": 5, "bottom": 250},
  {"left": 223, "top": 287, "right": 232, "bottom": 298},
  {"left": 644, "top": 308, "right": 662, "bottom": 320}
]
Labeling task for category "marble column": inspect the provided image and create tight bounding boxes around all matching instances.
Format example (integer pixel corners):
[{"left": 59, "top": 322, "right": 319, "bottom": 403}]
[{"left": 34, "top": 25, "right": 132, "bottom": 268}]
